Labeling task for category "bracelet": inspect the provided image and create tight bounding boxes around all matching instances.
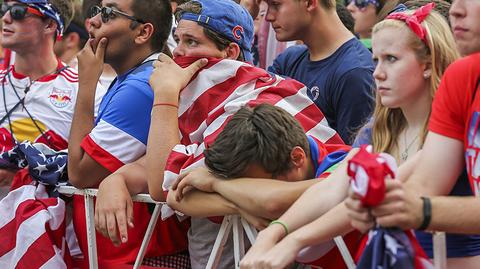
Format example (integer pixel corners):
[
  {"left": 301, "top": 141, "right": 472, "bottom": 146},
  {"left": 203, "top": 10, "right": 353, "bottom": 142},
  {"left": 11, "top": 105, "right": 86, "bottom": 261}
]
[
  {"left": 418, "top": 197, "right": 432, "bottom": 231},
  {"left": 152, "top": 102, "right": 178, "bottom": 109},
  {"left": 269, "top": 220, "right": 289, "bottom": 236}
]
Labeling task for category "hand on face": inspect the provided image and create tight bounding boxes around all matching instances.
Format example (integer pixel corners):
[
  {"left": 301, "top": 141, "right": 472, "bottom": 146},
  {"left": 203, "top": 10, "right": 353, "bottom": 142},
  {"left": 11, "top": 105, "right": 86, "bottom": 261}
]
[
  {"left": 171, "top": 167, "right": 219, "bottom": 202},
  {"left": 149, "top": 53, "right": 208, "bottom": 104},
  {"left": 77, "top": 37, "right": 107, "bottom": 86},
  {"left": 94, "top": 175, "right": 134, "bottom": 246}
]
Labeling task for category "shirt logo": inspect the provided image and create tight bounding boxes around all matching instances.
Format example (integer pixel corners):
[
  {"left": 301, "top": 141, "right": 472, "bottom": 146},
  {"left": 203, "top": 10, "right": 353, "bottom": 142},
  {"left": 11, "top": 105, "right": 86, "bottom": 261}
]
[
  {"left": 310, "top": 86, "right": 320, "bottom": 101},
  {"left": 466, "top": 111, "right": 480, "bottom": 196},
  {"left": 48, "top": 88, "right": 72, "bottom": 108}
]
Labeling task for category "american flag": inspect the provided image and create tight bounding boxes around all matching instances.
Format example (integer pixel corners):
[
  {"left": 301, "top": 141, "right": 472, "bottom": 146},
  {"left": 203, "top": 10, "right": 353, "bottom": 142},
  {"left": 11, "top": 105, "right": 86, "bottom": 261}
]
[
  {"left": 161, "top": 57, "right": 345, "bottom": 218},
  {"left": 0, "top": 142, "right": 72, "bottom": 268},
  {"left": 348, "top": 146, "right": 433, "bottom": 269}
]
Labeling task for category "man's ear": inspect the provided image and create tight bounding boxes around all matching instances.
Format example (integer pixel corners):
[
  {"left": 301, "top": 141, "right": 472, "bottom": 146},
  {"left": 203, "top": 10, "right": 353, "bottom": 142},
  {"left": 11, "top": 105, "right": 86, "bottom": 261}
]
[
  {"left": 134, "top": 22, "right": 154, "bottom": 46},
  {"left": 305, "top": 0, "right": 319, "bottom": 11},
  {"left": 290, "top": 146, "right": 307, "bottom": 168},
  {"left": 44, "top": 19, "right": 58, "bottom": 36},
  {"left": 65, "top": 32, "right": 81, "bottom": 49},
  {"left": 224, "top": 42, "right": 241, "bottom": 60}
]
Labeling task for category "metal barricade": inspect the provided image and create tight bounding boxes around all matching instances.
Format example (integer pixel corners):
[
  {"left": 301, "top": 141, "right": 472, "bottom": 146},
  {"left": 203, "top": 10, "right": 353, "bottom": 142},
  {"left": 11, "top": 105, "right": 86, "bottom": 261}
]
[
  {"left": 57, "top": 186, "right": 165, "bottom": 269},
  {"left": 58, "top": 186, "right": 449, "bottom": 269}
]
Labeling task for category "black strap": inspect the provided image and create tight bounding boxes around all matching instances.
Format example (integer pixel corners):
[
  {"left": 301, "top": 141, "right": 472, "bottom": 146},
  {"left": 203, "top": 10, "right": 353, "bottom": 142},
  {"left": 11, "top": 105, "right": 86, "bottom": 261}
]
[{"left": 0, "top": 98, "right": 23, "bottom": 126}]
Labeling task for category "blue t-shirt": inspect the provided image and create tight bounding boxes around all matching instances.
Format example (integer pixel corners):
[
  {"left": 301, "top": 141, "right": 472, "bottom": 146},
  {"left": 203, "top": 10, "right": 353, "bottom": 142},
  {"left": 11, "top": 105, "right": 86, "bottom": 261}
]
[
  {"left": 353, "top": 122, "right": 480, "bottom": 258},
  {"left": 269, "top": 38, "right": 375, "bottom": 144},
  {"left": 81, "top": 56, "right": 156, "bottom": 172}
]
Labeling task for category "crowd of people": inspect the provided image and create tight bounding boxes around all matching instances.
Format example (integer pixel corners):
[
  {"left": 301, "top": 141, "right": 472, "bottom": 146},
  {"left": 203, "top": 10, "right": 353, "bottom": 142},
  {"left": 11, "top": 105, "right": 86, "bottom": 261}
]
[{"left": 0, "top": 0, "right": 479, "bottom": 268}]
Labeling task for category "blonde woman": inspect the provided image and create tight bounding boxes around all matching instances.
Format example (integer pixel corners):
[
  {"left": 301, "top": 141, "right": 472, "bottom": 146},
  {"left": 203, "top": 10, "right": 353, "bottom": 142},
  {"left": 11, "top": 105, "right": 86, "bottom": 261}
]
[{"left": 241, "top": 4, "right": 463, "bottom": 269}]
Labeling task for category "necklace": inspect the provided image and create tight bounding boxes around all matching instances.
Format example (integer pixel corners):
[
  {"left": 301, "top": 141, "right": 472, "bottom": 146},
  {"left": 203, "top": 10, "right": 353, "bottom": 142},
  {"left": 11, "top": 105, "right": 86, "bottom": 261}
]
[{"left": 401, "top": 132, "right": 419, "bottom": 161}]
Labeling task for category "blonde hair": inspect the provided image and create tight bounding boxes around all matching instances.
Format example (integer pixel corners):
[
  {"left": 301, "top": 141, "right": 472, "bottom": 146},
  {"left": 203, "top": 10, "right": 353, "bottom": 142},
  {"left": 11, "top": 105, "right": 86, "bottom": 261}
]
[{"left": 369, "top": 10, "right": 459, "bottom": 154}]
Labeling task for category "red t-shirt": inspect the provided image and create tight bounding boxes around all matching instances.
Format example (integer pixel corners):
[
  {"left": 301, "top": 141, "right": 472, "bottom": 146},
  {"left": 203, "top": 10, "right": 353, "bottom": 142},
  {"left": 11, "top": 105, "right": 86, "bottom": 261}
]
[{"left": 429, "top": 52, "right": 480, "bottom": 194}]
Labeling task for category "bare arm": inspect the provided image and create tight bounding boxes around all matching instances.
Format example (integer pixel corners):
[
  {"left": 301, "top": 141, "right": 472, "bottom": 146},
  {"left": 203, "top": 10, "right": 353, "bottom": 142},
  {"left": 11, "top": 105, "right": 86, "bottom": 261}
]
[
  {"left": 146, "top": 55, "right": 207, "bottom": 201},
  {"left": 94, "top": 156, "right": 149, "bottom": 245},
  {"left": 241, "top": 202, "right": 352, "bottom": 269},
  {"left": 429, "top": 196, "right": 480, "bottom": 234},
  {"left": 213, "top": 178, "right": 318, "bottom": 220},
  {"left": 68, "top": 38, "right": 110, "bottom": 188},
  {"left": 167, "top": 189, "right": 239, "bottom": 217},
  {"left": 404, "top": 132, "right": 464, "bottom": 195}
]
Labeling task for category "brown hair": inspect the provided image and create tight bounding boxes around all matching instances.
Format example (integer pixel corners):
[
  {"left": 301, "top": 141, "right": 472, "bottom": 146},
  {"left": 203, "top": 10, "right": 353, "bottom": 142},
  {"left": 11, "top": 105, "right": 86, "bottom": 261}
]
[
  {"left": 204, "top": 104, "right": 309, "bottom": 178},
  {"left": 369, "top": 10, "right": 459, "bottom": 155}
]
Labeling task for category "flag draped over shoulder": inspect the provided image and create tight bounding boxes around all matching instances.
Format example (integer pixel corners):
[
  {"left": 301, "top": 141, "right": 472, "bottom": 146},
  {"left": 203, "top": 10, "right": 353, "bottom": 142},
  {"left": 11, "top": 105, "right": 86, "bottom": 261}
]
[
  {"left": 161, "top": 57, "right": 344, "bottom": 219},
  {"left": 348, "top": 146, "right": 433, "bottom": 269},
  {"left": 0, "top": 142, "right": 71, "bottom": 268}
]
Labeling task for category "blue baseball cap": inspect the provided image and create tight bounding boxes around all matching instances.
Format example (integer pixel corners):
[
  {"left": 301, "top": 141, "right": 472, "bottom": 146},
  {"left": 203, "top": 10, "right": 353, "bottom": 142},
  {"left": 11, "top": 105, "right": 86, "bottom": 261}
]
[
  {"left": 178, "top": 0, "right": 254, "bottom": 62},
  {"left": 17, "top": 0, "right": 65, "bottom": 37}
]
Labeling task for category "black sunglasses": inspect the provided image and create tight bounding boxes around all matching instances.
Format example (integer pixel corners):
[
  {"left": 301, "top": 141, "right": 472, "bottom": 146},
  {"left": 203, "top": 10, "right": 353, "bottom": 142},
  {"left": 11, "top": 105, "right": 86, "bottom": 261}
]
[
  {"left": 0, "top": 3, "right": 44, "bottom": 20},
  {"left": 88, "top": 5, "right": 145, "bottom": 24}
]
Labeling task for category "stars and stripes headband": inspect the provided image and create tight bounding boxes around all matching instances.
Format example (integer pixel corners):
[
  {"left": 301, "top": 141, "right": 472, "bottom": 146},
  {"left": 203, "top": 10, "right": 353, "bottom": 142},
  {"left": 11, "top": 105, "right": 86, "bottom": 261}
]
[
  {"left": 19, "top": 0, "right": 65, "bottom": 37},
  {"left": 386, "top": 2, "right": 435, "bottom": 47}
]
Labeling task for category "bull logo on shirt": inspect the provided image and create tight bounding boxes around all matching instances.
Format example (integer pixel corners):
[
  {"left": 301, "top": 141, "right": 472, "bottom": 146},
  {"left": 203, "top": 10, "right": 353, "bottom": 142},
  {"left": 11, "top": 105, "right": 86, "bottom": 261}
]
[
  {"left": 48, "top": 88, "right": 72, "bottom": 108},
  {"left": 466, "top": 111, "right": 480, "bottom": 196}
]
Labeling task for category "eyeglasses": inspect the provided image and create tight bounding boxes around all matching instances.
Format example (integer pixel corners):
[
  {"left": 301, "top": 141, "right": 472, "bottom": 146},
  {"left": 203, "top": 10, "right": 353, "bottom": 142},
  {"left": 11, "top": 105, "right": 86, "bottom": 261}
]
[
  {"left": 0, "top": 3, "right": 44, "bottom": 20},
  {"left": 351, "top": 0, "right": 380, "bottom": 9},
  {"left": 88, "top": 5, "right": 145, "bottom": 24}
]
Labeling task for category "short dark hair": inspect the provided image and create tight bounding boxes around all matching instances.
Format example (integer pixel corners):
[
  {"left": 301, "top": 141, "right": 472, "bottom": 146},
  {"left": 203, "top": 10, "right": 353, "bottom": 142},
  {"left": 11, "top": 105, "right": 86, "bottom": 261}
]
[
  {"left": 130, "top": 0, "right": 172, "bottom": 52},
  {"left": 175, "top": 1, "right": 245, "bottom": 61},
  {"left": 81, "top": 0, "right": 100, "bottom": 21},
  {"left": 204, "top": 104, "right": 309, "bottom": 179},
  {"left": 49, "top": 0, "right": 74, "bottom": 30}
]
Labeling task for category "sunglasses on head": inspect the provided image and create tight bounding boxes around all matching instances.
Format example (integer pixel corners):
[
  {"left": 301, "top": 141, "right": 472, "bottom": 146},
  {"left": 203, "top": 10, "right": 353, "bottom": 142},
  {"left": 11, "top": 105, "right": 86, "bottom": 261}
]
[
  {"left": 0, "top": 3, "right": 44, "bottom": 20},
  {"left": 88, "top": 5, "right": 145, "bottom": 24},
  {"left": 351, "top": 0, "right": 380, "bottom": 9}
]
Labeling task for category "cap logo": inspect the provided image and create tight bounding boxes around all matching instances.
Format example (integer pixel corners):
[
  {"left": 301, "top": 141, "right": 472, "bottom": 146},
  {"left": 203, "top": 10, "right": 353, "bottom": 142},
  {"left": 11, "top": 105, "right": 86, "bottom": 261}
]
[{"left": 232, "top": 25, "right": 244, "bottom": 41}]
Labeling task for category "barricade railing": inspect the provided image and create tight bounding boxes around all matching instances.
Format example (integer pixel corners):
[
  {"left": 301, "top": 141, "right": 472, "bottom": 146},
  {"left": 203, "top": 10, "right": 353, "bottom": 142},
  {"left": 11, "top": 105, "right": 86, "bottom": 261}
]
[
  {"left": 58, "top": 185, "right": 445, "bottom": 269},
  {"left": 57, "top": 186, "right": 165, "bottom": 269},
  {"left": 58, "top": 186, "right": 357, "bottom": 269}
]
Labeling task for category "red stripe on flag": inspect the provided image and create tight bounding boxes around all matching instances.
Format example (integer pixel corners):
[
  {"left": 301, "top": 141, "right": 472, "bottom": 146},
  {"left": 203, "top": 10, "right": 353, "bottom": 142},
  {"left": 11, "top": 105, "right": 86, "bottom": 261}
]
[
  {"left": 178, "top": 64, "right": 272, "bottom": 141},
  {"left": 15, "top": 232, "right": 58, "bottom": 269},
  {"left": 0, "top": 196, "right": 59, "bottom": 256},
  {"left": 294, "top": 104, "right": 324, "bottom": 132}
]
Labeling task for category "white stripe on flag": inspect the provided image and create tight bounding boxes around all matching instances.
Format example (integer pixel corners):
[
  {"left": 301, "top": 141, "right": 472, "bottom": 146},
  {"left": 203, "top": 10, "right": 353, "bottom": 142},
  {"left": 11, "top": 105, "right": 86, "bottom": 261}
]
[
  {"left": 306, "top": 118, "right": 337, "bottom": 143},
  {"left": 7, "top": 202, "right": 64, "bottom": 267},
  {"left": 179, "top": 60, "right": 246, "bottom": 116}
]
